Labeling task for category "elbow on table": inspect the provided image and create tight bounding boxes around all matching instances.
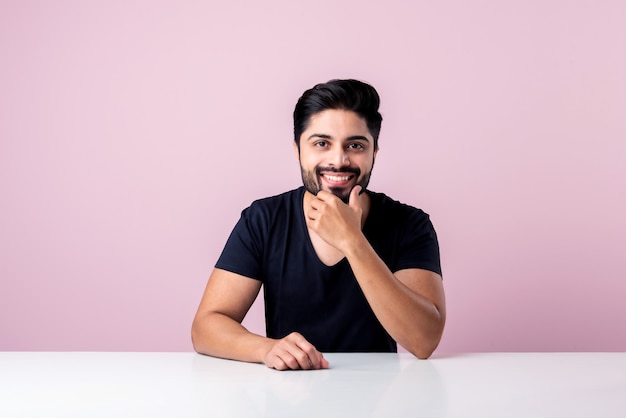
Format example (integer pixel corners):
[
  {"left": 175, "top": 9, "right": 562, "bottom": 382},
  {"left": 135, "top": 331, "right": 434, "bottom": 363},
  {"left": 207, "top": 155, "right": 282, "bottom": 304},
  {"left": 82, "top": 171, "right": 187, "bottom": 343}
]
[
  {"left": 410, "top": 345, "right": 437, "bottom": 360},
  {"left": 190, "top": 321, "right": 201, "bottom": 353},
  {"left": 404, "top": 337, "right": 442, "bottom": 359},
  {"left": 403, "top": 324, "right": 445, "bottom": 359},
  {"left": 190, "top": 315, "right": 211, "bottom": 355},
  {"left": 190, "top": 311, "right": 234, "bottom": 357}
]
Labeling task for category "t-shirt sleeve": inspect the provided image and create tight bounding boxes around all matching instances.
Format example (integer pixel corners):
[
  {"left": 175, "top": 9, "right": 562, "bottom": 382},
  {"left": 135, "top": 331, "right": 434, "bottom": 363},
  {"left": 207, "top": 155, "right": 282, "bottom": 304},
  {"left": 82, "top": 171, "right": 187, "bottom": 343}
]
[
  {"left": 214, "top": 205, "right": 265, "bottom": 281},
  {"left": 394, "top": 211, "right": 442, "bottom": 277}
]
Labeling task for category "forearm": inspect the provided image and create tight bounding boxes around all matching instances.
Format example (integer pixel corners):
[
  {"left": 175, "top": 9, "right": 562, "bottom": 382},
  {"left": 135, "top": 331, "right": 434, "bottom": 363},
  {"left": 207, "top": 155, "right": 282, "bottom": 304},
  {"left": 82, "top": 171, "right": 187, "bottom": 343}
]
[
  {"left": 344, "top": 238, "right": 445, "bottom": 359},
  {"left": 191, "top": 312, "right": 272, "bottom": 363}
]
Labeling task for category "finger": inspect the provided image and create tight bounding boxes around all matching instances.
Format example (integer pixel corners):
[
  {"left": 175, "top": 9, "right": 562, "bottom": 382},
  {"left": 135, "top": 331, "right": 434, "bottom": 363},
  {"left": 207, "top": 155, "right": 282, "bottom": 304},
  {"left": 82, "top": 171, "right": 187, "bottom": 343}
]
[
  {"left": 320, "top": 354, "right": 330, "bottom": 369},
  {"left": 265, "top": 349, "right": 291, "bottom": 371},
  {"left": 296, "top": 353, "right": 314, "bottom": 370},
  {"left": 271, "top": 357, "right": 289, "bottom": 371},
  {"left": 281, "top": 332, "right": 318, "bottom": 369},
  {"left": 315, "top": 190, "right": 332, "bottom": 201},
  {"left": 282, "top": 343, "right": 314, "bottom": 370},
  {"left": 349, "top": 185, "right": 362, "bottom": 209},
  {"left": 306, "top": 351, "right": 327, "bottom": 370},
  {"left": 316, "top": 190, "right": 344, "bottom": 205},
  {"left": 309, "top": 197, "right": 322, "bottom": 211},
  {"left": 274, "top": 333, "right": 314, "bottom": 370},
  {"left": 279, "top": 350, "right": 303, "bottom": 370},
  {"left": 293, "top": 338, "right": 324, "bottom": 370}
]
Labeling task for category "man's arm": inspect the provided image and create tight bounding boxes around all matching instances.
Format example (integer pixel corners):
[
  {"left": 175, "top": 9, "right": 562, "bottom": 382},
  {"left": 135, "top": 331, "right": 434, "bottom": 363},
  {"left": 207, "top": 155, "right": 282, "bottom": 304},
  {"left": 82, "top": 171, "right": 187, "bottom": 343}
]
[
  {"left": 344, "top": 253, "right": 445, "bottom": 359},
  {"left": 306, "top": 186, "right": 446, "bottom": 359},
  {"left": 191, "top": 268, "right": 329, "bottom": 370}
]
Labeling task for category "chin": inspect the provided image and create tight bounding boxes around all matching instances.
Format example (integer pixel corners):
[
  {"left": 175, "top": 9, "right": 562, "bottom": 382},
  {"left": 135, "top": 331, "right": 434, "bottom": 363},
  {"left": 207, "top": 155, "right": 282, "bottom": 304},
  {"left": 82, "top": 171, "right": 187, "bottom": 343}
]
[{"left": 327, "top": 187, "right": 352, "bottom": 204}]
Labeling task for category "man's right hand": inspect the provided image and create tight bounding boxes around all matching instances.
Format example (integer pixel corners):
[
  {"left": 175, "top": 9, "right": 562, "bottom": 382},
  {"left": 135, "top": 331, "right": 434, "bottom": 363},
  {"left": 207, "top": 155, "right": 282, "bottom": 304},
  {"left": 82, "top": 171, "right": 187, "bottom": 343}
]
[
  {"left": 192, "top": 270, "right": 330, "bottom": 370},
  {"left": 263, "top": 332, "right": 330, "bottom": 371}
]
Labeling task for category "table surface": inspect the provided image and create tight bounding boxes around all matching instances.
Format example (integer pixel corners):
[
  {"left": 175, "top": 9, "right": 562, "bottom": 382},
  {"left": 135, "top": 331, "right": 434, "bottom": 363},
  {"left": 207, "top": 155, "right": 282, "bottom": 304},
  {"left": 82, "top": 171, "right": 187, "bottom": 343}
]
[{"left": 1, "top": 352, "right": 625, "bottom": 417}]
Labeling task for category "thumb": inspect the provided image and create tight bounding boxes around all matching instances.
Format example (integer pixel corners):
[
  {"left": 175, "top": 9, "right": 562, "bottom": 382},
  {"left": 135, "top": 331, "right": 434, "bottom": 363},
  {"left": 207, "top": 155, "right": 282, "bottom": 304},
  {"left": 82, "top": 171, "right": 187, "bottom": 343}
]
[{"left": 349, "top": 185, "right": 362, "bottom": 209}]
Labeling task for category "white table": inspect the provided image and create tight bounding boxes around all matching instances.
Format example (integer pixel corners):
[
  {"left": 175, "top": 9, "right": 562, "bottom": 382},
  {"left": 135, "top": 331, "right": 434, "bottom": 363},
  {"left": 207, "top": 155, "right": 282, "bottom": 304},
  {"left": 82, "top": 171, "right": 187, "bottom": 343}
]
[{"left": 1, "top": 352, "right": 624, "bottom": 417}]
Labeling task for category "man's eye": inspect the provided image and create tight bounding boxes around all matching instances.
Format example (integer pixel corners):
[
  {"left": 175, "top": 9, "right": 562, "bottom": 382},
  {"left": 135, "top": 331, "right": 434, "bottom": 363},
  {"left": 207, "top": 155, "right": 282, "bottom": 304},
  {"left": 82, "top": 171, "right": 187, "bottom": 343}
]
[
  {"left": 315, "top": 141, "right": 328, "bottom": 147},
  {"left": 348, "top": 143, "right": 364, "bottom": 150}
]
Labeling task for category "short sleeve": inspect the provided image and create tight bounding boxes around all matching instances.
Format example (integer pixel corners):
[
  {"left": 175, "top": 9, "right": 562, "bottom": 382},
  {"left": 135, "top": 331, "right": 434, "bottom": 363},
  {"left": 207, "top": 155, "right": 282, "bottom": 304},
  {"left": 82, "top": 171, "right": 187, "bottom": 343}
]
[
  {"left": 215, "top": 205, "right": 266, "bottom": 281},
  {"left": 393, "top": 210, "right": 442, "bottom": 277}
]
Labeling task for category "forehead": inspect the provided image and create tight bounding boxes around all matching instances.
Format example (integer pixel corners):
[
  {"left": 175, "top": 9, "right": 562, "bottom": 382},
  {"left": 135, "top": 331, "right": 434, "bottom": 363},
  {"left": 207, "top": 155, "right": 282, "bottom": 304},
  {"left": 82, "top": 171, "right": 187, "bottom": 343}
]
[{"left": 303, "top": 109, "right": 370, "bottom": 137}]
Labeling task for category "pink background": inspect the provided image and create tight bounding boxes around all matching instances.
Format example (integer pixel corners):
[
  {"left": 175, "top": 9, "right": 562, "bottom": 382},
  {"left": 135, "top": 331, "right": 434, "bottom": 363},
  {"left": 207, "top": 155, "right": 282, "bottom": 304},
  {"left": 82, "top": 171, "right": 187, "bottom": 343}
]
[{"left": 1, "top": 1, "right": 625, "bottom": 353}]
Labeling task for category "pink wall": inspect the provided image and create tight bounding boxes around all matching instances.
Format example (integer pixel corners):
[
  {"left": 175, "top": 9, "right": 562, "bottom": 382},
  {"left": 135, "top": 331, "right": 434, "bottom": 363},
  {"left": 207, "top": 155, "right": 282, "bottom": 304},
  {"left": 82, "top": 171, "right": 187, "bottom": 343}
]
[{"left": 1, "top": 1, "right": 625, "bottom": 353}]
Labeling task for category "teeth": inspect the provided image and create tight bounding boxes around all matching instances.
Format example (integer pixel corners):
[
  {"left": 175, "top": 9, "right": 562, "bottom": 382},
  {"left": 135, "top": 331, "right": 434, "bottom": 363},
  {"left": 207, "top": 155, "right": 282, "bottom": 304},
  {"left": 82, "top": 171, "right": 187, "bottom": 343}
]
[{"left": 324, "top": 174, "right": 351, "bottom": 182}]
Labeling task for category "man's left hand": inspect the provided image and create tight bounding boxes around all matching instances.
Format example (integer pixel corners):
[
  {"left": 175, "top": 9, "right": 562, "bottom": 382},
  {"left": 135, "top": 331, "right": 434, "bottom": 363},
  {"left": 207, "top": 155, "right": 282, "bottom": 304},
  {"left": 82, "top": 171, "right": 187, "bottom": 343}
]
[{"left": 306, "top": 185, "right": 364, "bottom": 252}]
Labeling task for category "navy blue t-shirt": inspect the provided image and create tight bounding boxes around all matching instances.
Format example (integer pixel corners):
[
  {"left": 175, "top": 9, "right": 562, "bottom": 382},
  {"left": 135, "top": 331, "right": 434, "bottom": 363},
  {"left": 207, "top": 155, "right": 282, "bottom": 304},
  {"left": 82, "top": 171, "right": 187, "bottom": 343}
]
[{"left": 215, "top": 187, "right": 441, "bottom": 352}]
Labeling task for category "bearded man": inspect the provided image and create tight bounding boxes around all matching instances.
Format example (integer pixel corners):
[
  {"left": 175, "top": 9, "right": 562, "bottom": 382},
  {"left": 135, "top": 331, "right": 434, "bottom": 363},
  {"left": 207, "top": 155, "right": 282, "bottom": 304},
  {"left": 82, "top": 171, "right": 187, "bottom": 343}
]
[{"left": 192, "top": 79, "right": 445, "bottom": 370}]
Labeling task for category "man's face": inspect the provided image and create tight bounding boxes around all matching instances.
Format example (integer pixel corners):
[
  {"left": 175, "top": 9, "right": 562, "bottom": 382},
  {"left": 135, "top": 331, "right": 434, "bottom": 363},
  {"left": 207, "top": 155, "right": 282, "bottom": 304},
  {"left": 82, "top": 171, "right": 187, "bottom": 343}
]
[{"left": 295, "top": 109, "right": 378, "bottom": 203}]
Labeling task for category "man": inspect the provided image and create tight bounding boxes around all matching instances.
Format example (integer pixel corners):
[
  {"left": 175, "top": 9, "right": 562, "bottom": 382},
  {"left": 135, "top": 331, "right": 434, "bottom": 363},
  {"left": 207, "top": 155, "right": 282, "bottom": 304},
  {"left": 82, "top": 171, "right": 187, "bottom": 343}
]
[{"left": 192, "top": 79, "right": 445, "bottom": 370}]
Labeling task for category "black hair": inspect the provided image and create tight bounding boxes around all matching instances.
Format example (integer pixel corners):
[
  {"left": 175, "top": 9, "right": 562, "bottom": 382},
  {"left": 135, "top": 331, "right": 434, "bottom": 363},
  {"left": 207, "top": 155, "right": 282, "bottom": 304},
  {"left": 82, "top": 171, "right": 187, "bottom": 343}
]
[{"left": 293, "top": 79, "right": 383, "bottom": 150}]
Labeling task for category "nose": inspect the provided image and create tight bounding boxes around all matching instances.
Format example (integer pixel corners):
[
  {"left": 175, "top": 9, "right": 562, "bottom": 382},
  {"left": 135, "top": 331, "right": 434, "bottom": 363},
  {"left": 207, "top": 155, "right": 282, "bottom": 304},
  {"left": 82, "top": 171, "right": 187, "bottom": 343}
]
[{"left": 329, "top": 147, "right": 350, "bottom": 167}]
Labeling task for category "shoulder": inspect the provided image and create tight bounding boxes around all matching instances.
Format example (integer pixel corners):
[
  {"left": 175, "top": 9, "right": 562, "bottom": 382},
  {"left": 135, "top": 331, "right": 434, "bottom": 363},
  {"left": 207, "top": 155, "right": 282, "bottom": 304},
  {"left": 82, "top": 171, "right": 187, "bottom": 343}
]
[
  {"left": 245, "top": 187, "right": 303, "bottom": 215},
  {"left": 365, "top": 190, "right": 438, "bottom": 242},
  {"left": 239, "top": 187, "right": 304, "bottom": 228},
  {"left": 249, "top": 187, "right": 303, "bottom": 208},
  {"left": 221, "top": 187, "right": 304, "bottom": 257},
  {"left": 366, "top": 190, "right": 441, "bottom": 274},
  {"left": 367, "top": 190, "right": 432, "bottom": 224}
]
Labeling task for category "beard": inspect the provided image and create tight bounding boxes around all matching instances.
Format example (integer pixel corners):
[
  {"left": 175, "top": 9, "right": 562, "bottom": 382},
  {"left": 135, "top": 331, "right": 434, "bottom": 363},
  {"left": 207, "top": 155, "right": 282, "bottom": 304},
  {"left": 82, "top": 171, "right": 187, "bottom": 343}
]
[{"left": 300, "top": 165, "right": 373, "bottom": 204}]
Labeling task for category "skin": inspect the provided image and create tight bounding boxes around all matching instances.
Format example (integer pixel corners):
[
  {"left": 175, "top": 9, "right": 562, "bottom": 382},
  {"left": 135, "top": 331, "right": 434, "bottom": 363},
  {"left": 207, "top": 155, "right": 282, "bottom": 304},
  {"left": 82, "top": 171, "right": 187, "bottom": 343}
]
[{"left": 191, "top": 109, "right": 446, "bottom": 370}]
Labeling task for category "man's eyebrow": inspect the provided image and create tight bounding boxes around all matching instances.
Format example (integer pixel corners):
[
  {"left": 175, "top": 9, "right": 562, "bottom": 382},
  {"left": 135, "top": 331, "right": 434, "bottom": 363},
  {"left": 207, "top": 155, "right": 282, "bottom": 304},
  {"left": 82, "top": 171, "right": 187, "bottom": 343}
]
[
  {"left": 306, "top": 133, "right": 332, "bottom": 141},
  {"left": 306, "top": 134, "right": 370, "bottom": 142}
]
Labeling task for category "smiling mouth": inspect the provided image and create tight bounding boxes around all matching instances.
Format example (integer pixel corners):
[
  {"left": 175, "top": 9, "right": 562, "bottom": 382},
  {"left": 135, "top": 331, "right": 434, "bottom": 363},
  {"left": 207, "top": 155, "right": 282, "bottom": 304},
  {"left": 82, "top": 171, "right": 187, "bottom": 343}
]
[
  {"left": 322, "top": 174, "right": 354, "bottom": 182},
  {"left": 315, "top": 167, "right": 360, "bottom": 191}
]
